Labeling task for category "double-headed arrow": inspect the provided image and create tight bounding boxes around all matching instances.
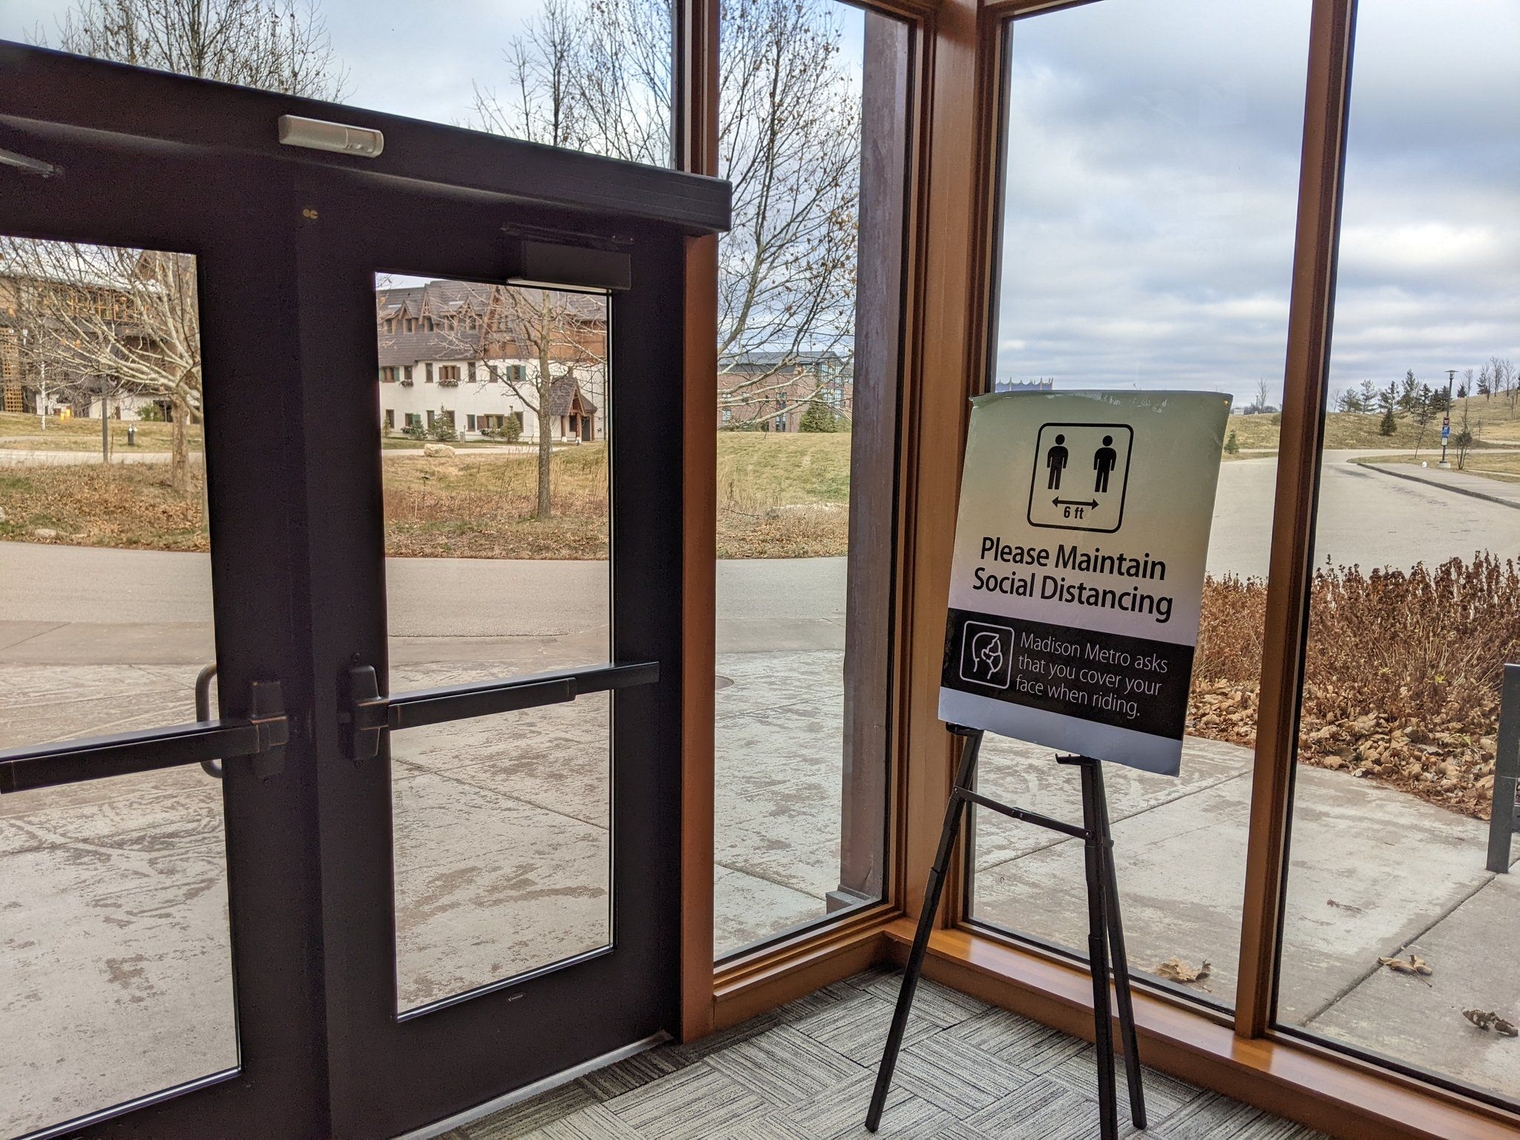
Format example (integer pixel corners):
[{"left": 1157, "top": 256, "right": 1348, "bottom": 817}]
[{"left": 1053, "top": 497, "right": 1099, "bottom": 509}]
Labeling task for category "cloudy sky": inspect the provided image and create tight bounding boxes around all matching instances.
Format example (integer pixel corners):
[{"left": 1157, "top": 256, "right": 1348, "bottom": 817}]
[
  {"left": 994, "top": 0, "right": 1520, "bottom": 404},
  {"left": 5, "top": 0, "right": 1511, "bottom": 409},
  {"left": 3, "top": 0, "right": 864, "bottom": 129}
]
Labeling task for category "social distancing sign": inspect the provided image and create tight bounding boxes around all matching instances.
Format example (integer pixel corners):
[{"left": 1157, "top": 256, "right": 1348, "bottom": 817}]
[{"left": 938, "top": 390, "right": 1231, "bottom": 775}]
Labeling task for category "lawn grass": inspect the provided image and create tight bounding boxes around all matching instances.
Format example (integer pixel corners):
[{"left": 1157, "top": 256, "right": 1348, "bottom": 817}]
[
  {"left": 1225, "top": 410, "right": 1440, "bottom": 451},
  {"left": 1368, "top": 450, "right": 1520, "bottom": 485},
  {"left": 0, "top": 434, "right": 854, "bottom": 558},
  {"left": 0, "top": 411, "right": 203, "bottom": 453}
]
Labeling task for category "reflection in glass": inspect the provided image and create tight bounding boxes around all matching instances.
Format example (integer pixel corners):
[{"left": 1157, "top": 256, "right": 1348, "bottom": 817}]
[
  {"left": 1275, "top": 1, "right": 1520, "bottom": 1107},
  {"left": 0, "top": 769, "right": 236, "bottom": 1140},
  {"left": 390, "top": 696, "right": 612, "bottom": 1013},
  {"left": 375, "top": 276, "right": 614, "bottom": 1011},
  {"left": 712, "top": 4, "right": 909, "bottom": 958},
  {"left": 1, "top": 0, "right": 672, "bottom": 164},
  {"left": 967, "top": 0, "right": 1311, "bottom": 1010},
  {"left": 0, "top": 236, "right": 232, "bottom": 1134}
]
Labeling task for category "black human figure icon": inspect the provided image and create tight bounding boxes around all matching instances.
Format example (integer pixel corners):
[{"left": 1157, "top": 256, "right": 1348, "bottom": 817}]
[
  {"left": 1094, "top": 435, "right": 1118, "bottom": 494},
  {"left": 1046, "top": 434, "right": 1069, "bottom": 490}
]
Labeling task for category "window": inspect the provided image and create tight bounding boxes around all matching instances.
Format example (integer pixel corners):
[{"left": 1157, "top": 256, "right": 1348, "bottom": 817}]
[
  {"left": 406, "top": 413, "right": 423, "bottom": 430},
  {"left": 487, "top": 365, "right": 500, "bottom": 382},
  {"left": 380, "top": 366, "right": 398, "bottom": 383},
  {"left": 406, "top": 318, "right": 416, "bottom": 332},
  {"left": 466, "top": 414, "right": 476, "bottom": 431},
  {"left": 966, "top": 0, "right": 1310, "bottom": 1012},
  {"left": 1273, "top": 0, "right": 1520, "bottom": 1108},
  {"left": 713, "top": 3, "right": 911, "bottom": 958},
  {"left": 425, "top": 410, "right": 435, "bottom": 429},
  {"left": 425, "top": 362, "right": 434, "bottom": 383},
  {"left": 385, "top": 409, "right": 395, "bottom": 429},
  {"left": 468, "top": 361, "right": 477, "bottom": 383},
  {"left": 439, "top": 364, "right": 460, "bottom": 383},
  {"left": 403, "top": 365, "right": 414, "bottom": 382}
]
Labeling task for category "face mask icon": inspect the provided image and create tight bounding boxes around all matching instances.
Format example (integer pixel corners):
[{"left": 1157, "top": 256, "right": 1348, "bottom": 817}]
[
  {"left": 970, "top": 631, "right": 1003, "bottom": 679},
  {"left": 958, "top": 621, "right": 1014, "bottom": 689}
]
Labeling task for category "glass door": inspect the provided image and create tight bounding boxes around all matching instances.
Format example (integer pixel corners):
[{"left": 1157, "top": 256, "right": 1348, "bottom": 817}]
[
  {"left": 0, "top": 114, "right": 326, "bottom": 1140},
  {"left": 2, "top": 41, "right": 720, "bottom": 1140},
  {"left": 292, "top": 168, "right": 689, "bottom": 1137}
]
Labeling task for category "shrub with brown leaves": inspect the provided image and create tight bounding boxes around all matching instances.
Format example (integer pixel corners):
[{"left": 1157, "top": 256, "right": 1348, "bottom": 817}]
[{"left": 1189, "top": 554, "right": 1520, "bottom": 819}]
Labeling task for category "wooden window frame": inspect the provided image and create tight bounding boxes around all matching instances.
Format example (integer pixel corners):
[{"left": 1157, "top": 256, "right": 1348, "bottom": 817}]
[{"left": 674, "top": 0, "right": 1520, "bottom": 1135}]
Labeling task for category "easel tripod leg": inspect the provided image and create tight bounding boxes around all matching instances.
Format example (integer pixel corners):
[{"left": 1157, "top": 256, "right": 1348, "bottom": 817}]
[
  {"left": 865, "top": 728, "right": 983, "bottom": 1133},
  {"left": 1080, "top": 758, "right": 1119, "bottom": 1140},
  {"left": 1095, "top": 762, "right": 1147, "bottom": 1129}
]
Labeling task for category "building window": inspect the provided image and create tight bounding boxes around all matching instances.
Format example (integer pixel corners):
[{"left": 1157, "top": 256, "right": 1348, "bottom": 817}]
[
  {"left": 380, "top": 366, "right": 398, "bottom": 383},
  {"left": 439, "top": 365, "right": 460, "bottom": 383},
  {"left": 466, "top": 414, "right": 477, "bottom": 431},
  {"left": 403, "top": 365, "right": 413, "bottom": 382},
  {"left": 425, "top": 362, "right": 434, "bottom": 383},
  {"left": 468, "top": 361, "right": 477, "bottom": 383},
  {"left": 486, "top": 365, "right": 500, "bottom": 382},
  {"left": 384, "top": 409, "right": 395, "bottom": 429},
  {"left": 405, "top": 318, "right": 416, "bottom": 332},
  {"left": 425, "top": 410, "right": 435, "bottom": 430},
  {"left": 405, "top": 412, "right": 422, "bottom": 430}
]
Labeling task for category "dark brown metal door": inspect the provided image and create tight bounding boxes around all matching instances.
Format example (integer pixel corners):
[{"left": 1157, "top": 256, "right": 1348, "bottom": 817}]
[{"left": 0, "top": 43, "right": 723, "bottom": 1140}]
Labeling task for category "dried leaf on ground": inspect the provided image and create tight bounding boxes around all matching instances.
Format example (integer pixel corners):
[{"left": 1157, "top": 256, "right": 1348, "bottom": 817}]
[
  {"left": 1378, "top": 953, "right": 1433, "bottom": 978},
  {"left": 1326, "top": 899, "right": 1364, "bottom": 913},
  {"left": 1154, "top": 957, "right": 1211, "bottom": 984},
  {"left": 1463, "top": 1009, "right": 1519, "bottom": 1037}
]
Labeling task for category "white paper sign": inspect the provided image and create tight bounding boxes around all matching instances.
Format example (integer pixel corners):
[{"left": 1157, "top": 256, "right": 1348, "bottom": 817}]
[{"left": 938, "top": 390, "right": 1231, "bottom": 775}]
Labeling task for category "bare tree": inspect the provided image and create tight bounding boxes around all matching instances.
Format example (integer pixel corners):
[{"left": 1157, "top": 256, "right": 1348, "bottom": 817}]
[
  {"left": 53, "top": 0, "right": 348, "bottom": 99},
  {"left": 5, "top": 0, "right": 348, "bottom": 497},
  {"left": 472, "top": 0, "right": 861, "bottom": 425},
  {"left": 491, "top": 288, "right": 606, "bottom": 521},
  {"left": 2, "top": 241, "right": 201, "bottom": 489}
]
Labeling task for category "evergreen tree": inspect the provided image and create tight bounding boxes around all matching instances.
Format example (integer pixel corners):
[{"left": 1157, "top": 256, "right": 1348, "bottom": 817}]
[
  {"left": 798, "top": 392, "right": 837, "bottom": 433},
  {"left": 1378, "top": 408, "right": 1398, "bottom": 436}
]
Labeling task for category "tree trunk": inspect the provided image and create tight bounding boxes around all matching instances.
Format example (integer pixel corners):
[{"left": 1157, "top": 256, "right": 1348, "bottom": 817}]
[
  {"left": 171, "top": 400, "right": 189, "bottom": 494},
  {"left": 537, "top": 353, "right": 554, "bottom": 520}
]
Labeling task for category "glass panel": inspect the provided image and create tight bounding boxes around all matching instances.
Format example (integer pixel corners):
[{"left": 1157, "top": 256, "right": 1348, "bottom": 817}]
[
  {"left": 0, "top": 236, "right": 233, "bottom": 1136},
  {"left": 2, "top": 0, "right": 672, "bottom": 164},
  {"left": 713, "top": 2, "right": 909, "bottom": 958},
  {"left": 1275, "top": 0, "right": 1520, "bottom": 1106},
  {"left": 375, "top": 274, "right": 614, "bottom": 1011},
  {"left": 1, "top": 767, "right": 237, "bottom": 1139},
  {"left": 968, "top": 0, "right": 1311, "bottom": 1009},
  {"left": 391, "top": 696, "right": 611, "bottom": 1013}
]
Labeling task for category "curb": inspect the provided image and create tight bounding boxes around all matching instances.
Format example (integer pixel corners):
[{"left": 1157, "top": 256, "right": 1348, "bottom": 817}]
[{"left": 1355, "top": 462, "right": 1520, "bottom": 512}]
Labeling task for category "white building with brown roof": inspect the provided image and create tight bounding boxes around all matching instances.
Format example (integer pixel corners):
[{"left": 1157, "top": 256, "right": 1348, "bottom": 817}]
[{"left": 375, "top": 280, "right": 604, "bottom": 443}]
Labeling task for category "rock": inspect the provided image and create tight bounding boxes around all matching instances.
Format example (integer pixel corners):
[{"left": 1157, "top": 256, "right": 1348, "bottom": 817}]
[
  {"left": 33, "top": 527, "right": 57, "bottom": 539},
  {"left": 422, "top": 443, "right": 456, "bottom": 458},
  {"left": 0, "top": 507, "right": 7, "bottom": 522}
]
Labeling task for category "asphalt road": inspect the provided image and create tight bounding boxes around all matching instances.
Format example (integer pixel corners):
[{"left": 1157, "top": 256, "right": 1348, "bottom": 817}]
[{"left": 3, "top": 451, "right": 1518, "bottom": 657}]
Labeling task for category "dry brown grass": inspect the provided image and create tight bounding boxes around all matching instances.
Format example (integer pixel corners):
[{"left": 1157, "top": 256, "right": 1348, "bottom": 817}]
[{"left": 1189, "top": 554, "right": 1520, "bottom": 818}]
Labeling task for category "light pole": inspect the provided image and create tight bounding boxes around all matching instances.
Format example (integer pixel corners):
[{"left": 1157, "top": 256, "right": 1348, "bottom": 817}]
[{"left": 1438, "top": 368, "right": 1455, "bottom": 468}]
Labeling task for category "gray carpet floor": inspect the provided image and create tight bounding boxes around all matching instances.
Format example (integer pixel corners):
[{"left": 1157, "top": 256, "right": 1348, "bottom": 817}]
[{"left": 438, "top": 970, "right": 1327, "bottom": 1139}]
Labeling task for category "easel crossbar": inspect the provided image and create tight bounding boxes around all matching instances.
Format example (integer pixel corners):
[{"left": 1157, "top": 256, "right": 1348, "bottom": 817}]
[{"left": 955, "top": 788, "right": 1089, "bottom": 839}]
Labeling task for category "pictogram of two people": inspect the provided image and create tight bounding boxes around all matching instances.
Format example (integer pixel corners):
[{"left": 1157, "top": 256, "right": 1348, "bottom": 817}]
[{"left": 1046, "top": 435, "right": 1118, "bottom": 493}]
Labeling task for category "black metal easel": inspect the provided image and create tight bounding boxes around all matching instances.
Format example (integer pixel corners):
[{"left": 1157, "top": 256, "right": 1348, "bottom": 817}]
[{"left": 866, "top": 725, "right": 1146, "bottom": 1139}]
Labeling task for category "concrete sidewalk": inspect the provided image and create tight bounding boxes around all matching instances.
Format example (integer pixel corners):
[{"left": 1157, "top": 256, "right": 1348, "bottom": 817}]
[
  {"left": 970, "top": 733, "right": 1520, "bottom": 1102},
  {"left": 1361, "top": 458, "right": 1520, "bottom": 510}
]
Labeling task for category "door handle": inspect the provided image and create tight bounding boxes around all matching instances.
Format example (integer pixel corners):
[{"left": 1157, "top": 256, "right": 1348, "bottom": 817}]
[{"left": 197, "top": 664, "right": 222, "bottom": 778}]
